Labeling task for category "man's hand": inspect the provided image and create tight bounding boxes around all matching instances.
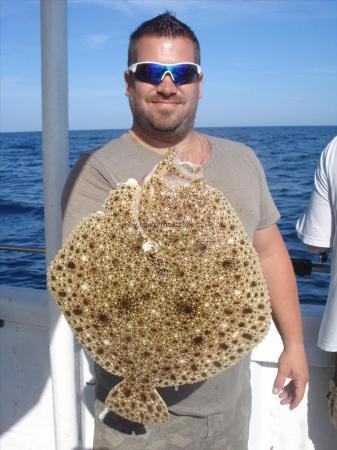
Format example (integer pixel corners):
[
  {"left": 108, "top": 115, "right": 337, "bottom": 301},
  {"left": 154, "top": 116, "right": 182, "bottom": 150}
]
[{"left": 272, "top": 344, "right": 309, "bottom": 410}]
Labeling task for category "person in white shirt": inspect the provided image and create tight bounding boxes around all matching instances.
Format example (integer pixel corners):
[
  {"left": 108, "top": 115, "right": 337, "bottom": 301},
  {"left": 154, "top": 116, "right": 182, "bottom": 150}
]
[{"left": 296, "top": 136, "right": 337, "bottom": 427}]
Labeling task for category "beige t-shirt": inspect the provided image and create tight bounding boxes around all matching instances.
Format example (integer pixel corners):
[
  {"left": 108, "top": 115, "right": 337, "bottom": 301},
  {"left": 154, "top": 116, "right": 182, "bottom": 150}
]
[{"left": 62, "top": 132, "right": 280, "bottom": 416}]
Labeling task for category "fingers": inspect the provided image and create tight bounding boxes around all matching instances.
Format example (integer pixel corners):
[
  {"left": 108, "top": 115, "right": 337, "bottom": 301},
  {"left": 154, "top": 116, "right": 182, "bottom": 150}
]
[
  {"left": 139, "top": 175, "right": 146, "bottom": 186},
  {"left": 273, "top": 378, "right": 307, "bottom": 410},
  {"left": 278, "top": 382, "right": 293, "bottom": 406},
  {"left": 289, "top": 379, "right": 306, "bottom": 410},
  {"left": 272, "top": 371, "right": 293, "bottom": 408},
  {"left": 272, "top": 371, "right": 287, "bottom": 396}
]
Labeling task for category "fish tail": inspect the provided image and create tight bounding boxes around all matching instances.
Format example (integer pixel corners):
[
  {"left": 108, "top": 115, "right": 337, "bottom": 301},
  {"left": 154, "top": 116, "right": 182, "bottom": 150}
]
[{"left": 105, "top": 379, "right": 169, "bottom": 424}]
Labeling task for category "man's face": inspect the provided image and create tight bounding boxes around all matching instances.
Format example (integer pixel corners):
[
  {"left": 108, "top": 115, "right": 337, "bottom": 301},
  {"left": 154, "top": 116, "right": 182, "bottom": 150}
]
[{"left": 125, "top": 36, "right": 203, "bottom": 139}]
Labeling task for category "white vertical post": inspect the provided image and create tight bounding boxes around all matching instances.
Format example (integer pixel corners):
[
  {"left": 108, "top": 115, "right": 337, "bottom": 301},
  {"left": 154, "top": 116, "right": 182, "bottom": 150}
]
[{"left": 40, "top": 1, "right": 81, "bottom": 449}]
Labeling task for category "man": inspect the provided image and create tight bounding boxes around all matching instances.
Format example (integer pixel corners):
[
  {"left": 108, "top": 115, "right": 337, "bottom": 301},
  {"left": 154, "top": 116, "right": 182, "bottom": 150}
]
[
  {"left": 62, "top": 12, "right": 309, "bottom": 449},
  {"left": 297, "top": 136, "right": 337, "bottom": 428}
]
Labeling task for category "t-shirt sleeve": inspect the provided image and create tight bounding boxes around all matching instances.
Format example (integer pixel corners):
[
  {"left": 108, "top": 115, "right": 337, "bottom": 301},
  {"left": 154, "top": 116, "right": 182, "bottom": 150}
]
[
  {"left": 61, "top": 153, "right": 116, "bottom": 244},
  {"left": 245, "top": 148, "right": 281, "bottom": 229},
  {"left": 296, "top": 142, "right": 334, "bottom": 247}
]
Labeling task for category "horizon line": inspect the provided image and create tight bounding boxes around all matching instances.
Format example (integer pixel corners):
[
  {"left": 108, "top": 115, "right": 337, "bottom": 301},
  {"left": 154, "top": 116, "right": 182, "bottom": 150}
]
[{"left": 1, "top": 124, "right": 337, "bottom": 134}]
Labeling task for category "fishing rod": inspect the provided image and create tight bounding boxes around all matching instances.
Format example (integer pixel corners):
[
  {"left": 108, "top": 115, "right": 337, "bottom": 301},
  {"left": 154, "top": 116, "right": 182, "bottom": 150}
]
[{"left": 0, "top": 245, "right": 331, "bottom": 276}]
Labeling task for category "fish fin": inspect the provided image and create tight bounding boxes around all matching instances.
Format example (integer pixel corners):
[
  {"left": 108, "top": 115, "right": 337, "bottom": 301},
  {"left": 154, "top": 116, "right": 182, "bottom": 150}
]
[{"left": 105, "top": 379, "right": 169, "bottom": 424}]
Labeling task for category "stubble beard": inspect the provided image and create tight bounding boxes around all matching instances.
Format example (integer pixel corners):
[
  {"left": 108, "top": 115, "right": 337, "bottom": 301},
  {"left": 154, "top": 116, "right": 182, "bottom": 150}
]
[{"left": 129, "top": 97, "right": 198, "bottom": 141}]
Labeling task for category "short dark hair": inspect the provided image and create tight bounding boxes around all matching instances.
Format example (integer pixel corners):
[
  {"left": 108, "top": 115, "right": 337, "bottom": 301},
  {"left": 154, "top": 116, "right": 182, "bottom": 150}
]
[{"left": 128, "top": 11, "right": 200, "bottom": 66}]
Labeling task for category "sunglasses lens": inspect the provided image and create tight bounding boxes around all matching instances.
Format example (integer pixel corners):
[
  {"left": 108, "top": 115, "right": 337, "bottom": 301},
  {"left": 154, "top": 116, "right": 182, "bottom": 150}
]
[
  {"left": 171, "top": 64, "right": 199, "bottom": 86},
  {"left": 133, "top": 63, "right": 199, "bottom": 85},
  {"left": 134, "top": 64, "right": 164, "bottom": 84}
]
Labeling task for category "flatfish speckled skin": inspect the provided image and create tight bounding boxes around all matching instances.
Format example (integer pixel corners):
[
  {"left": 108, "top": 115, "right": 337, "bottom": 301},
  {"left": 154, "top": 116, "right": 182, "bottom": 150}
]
[{"left": 47, "top": 146, "right": 272, "bottom": 424}]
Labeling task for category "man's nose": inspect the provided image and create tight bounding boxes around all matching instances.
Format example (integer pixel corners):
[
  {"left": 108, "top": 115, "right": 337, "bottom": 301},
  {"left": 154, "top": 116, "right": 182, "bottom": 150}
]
[{"left": 156, "top": 73, "right": 177, "bottom": 96}]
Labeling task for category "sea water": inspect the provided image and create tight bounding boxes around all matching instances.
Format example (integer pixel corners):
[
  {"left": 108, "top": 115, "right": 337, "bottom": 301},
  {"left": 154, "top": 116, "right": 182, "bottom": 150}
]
[{"left": 1, "top": 126, "right": 336, "bottom": 304}]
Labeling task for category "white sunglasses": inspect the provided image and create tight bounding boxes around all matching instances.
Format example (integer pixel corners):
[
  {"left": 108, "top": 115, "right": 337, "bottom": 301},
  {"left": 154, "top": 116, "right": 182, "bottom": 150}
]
[{"left": 127, "top": 61, "right": 202, "bottom": 86}]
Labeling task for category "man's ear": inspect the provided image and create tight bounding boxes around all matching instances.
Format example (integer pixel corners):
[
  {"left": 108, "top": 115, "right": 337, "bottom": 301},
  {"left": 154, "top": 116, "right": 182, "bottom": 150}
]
[
  {"left": 198, "top": 73, "right": 204, "bottom": 100},
  {"left": 124, "top": 70, "right": 131, "bottom": 97}
]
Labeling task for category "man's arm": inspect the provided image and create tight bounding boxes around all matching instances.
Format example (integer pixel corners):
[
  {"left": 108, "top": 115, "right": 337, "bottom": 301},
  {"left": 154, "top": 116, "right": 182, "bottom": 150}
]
[
  {"left": 297, "top": 139, "right": 334, "bottom": 252},
  {"left": 254, "top": 224, "right": 309, "bottom": 410}
]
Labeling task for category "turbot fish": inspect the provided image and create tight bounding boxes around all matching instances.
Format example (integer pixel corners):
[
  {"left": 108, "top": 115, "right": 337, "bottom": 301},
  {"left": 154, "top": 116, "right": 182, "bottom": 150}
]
[{"left": 47, "top": 146, "right": 271, "bottom": 424}]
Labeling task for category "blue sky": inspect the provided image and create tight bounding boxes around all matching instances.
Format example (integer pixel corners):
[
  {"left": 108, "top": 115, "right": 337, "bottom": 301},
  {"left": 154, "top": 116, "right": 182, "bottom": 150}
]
[{"left": 1, "top": 0, "right": 337, "bottom": 132}]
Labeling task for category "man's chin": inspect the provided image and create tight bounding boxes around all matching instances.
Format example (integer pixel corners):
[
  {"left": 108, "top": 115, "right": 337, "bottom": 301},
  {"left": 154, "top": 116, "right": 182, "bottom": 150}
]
[
  {"left": 151, "top": 122, "right": 182, "bottom": 133},
  {"left": 149, "top": 116, "right": 187, "bottom": 133}
]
